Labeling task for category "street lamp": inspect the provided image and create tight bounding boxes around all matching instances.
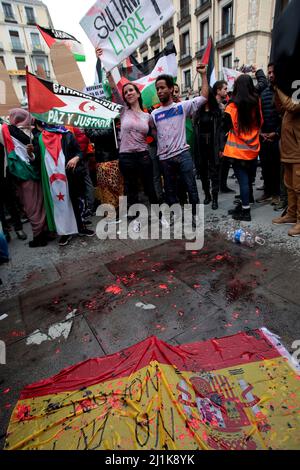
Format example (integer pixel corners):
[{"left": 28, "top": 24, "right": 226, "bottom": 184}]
[{"left": 234, "top": 57, "right": 240, "bottom": 70}]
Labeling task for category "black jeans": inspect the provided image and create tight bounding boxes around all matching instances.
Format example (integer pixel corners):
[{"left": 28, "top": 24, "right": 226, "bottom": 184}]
[
  {"left": 160, "top": 150, "right": 200, "bottom": 214},
  {"left": 232, "top": 159, "right": 257, "bottom": 207},
  {"left": 0, "top": 171, "right": 23, "bottom": 234},
  {"left": 197, "top": 135, "right": 220, "bottom": 195},
  {"left": 260, "top": 139, "right": 281, "bottom": 197},
  {"left": 119, "top": 151, "right": 158, "bottom": 207}
]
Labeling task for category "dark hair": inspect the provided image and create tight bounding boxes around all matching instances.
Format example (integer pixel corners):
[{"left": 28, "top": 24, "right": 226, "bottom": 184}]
[
  {"left": 122, "top": 82, "right": 144, "bottom": 111},
  {"left": 268, "top": 62, "right": 274, "bottom": 68},
  {"left": 232, "top": 74, "right": 261, "bottom": 133},
  {"left": 155, "top": 74, "right": 174, "bottom": 89},
  {"left": 213, "top": 80, "right": 228, "bottom": 96}
]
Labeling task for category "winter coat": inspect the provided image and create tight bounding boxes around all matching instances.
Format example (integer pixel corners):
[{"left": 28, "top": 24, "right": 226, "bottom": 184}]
[{"left": 276, "top": 88, "right": 300, "bottom": 163}]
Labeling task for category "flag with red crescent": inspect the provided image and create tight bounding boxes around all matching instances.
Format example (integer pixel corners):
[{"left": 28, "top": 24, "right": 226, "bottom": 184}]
[
  {"left": 26, "top": 71, "right": 123, "bottom": 129},
  {"left": 4, "top": 329, "right": 300, "bottom": 450}
]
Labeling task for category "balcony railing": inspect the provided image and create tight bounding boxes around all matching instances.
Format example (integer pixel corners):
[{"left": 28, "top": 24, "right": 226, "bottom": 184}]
[
  {"left": 177, "top": 3, "right": 191, "bottom": 27},
  {"left": 150, "top": 32, "right": 160, "bottom": 47},
  {"left": 162, "top": 18, "right": 174, "bottom": 37},
  {"left": 195, "top": 41, "right": 208, "bottom": 57},
  {"left": 179, "top": 47, "right": 192, "bottom": 60},
  {"left": 195, "top": 0, "right": 211, "bottom": 15},
  {"left": 32, "top": 43, "right": 45, "bottom": 53},
  {"left": 179, "top": 4, "right": 190, "bottom": 21},
  {"left": 11, "top": 42, "right": 25, "bottom": 52},
  {"left": 216, "top": 24, "right": 235, "bottom": 46},
  {"left": 4, "top": 14, "right": 17, "bottom": 23},
  {"left": 26, "top": 16, "right": 36, "bottom": 25}
]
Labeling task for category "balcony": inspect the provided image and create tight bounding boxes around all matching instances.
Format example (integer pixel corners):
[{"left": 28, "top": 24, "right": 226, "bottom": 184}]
[
  {"left": 195, "top": 0, "right": 211, "bottom": 16},
  {"left": 11, "top": 42, "right": 25, "bottom": 53},
  {"left": 32, "top": 44, "right": 45, "bottom": 54},
  {"left": 216, "top": 24, "right": 235, "bottom": 48},
  {"left": 35, "top": 69, "right": 51, "bottom": 79},
  {"left": 177, "top": 4, "right": 191, "bottom": 28},
  {"left": 162, "top": 18, "right": 174, "bottom": 38},
  {"left": 150, "top": 32, "right": 160, "bottom": 47},
  {"left": 139, "top": 42, "right": 148, "bottom": 54},
  {"left": 26, "top": 16, "right": 36, "bottom": 26},
  {"left": 4, "top": 15, "right": 17, "bottom": 23},
  {"left": 178, "top": 47, "right": 192, "bottom": 67},
  {"left": 195, "top": 41, "right": 208, "bottom": 59}
]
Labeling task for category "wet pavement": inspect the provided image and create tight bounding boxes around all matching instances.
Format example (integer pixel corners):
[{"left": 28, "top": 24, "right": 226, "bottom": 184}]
[{"left": 1, "top": 183, "right": 300, "bottom": 449}]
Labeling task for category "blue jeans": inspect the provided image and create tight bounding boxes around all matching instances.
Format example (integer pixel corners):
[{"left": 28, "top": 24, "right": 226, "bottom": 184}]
[
  {"left": 160, "top": 150, "right": 200, "bottom": 214},
  {"left": 232, "top": 159, "right": 257, "bottom": 207}
]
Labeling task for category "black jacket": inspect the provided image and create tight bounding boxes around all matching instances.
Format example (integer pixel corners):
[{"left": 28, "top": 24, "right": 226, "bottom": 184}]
[
  {"left": 260, "top": 85, "right": 281, "bottom": 134},
  {"left": 194, "top": 107, "right": 225, "bottom": 165},
  {"left": 85, "top": 127, "right": 118, "bottom": 163}
]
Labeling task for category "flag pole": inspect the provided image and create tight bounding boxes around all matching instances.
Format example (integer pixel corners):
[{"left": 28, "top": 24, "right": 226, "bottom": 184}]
[
  {"left": 25, "top": 66, "right": 33, "bottom": 144},
  {"left": 113, "top": 120, "right": 118, "bottom": 150}
]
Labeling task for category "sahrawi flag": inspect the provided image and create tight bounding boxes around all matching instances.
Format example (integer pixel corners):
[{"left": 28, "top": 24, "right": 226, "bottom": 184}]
[
  {"left": 201, "top": 36, "right": 216, "bottom": 87},
  {"left": 112, "top": 45, "right": 177, "bottom": 108},
  {"left": 37, "top": 25, "right": 86, "bottom": 62},
  {"left": 26, "top": 71, "right": 122, "bottom": 129}
]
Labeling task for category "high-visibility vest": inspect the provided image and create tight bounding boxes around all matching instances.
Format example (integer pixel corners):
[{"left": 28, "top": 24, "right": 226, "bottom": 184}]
[{"left": 224, "top": 102, "right": 263, "bottom": 160}]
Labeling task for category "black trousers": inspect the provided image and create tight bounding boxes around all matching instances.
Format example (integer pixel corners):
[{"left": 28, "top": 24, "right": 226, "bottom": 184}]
[
  {"left": 197, "top": 139, "right": 220, "bottom": 195},
  {"left": 119, "top": 151, "right": 158, "bottom": 207},
  {"left": 0, "top": 170, "right": 23, "bottom": 234},
  {"left": 260, "top": 139, "right": 281, "bottom": 197}
]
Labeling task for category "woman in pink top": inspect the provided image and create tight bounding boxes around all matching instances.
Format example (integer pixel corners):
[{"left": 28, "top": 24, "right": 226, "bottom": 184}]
[{"left": 96, "top": 48, "right": 158, "bottom": 212}]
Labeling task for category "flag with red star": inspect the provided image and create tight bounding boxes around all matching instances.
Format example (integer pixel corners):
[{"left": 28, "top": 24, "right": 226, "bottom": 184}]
[
  {"left": 26, "top": 71, "right": 123, "bottom": 129},
  {"left": 113, "top": 45, "right": 178, "bottom": 109}
]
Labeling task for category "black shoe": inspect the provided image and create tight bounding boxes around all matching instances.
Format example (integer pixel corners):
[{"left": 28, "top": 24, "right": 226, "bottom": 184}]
[
  {"left": 204, "top": 193, "right": 212, "bottom": 205},
  {"left": 228, "top": 203, "right": 242, "bottom": 216},
  {"left": 232, "top": 208, "right": 251, "bottom": 222},
  {"left": 4, "top": 232, "right": 11, "bottom": 243},
  {"left": 29, "top": 235, "right": 48, "bottom": 248},
  {"left": 16, "top": 230, "right": 28, "bottom": 241},
  {"left": 212, "top": 195, "right": 218, "bottom": 211},
  {"left": 59, "top": 235, "right": 72, "bottom": 246},
  {"left": 79, "top": 228, "right": 96, "bottom": 237},
  {"left": 221, "top": 187, "right": 235, "bottom": 194}
]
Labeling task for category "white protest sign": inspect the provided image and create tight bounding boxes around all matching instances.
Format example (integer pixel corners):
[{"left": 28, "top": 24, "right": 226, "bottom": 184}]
[
  {"left": 80, "top": 0, "right": 175, "bottom": 72},
  {"left": 222, "top": 67, "right": 243, "bottom": 91}
]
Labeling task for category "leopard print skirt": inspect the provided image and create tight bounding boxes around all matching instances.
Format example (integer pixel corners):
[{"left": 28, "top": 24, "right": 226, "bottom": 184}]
[{"left": 96, "top": 161, "right": 124, "bottom": 209}]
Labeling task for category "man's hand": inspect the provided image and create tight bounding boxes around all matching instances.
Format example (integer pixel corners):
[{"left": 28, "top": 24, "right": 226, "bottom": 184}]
[
  {"left": 252, "top": 64, "right": 257, "bottom": 73},
  {"left": 66, "top": 156, "right": 80, "bottom": 170},
  {"left": 260, "top": 133, "right": 268, "bottom": 141},
  {"left": 197, "top": 63, "right": 207, "bottom": 75},
  {"left": 95, "top": 47, "right": 103, "bottom": 59},
  {"left": 27, "top": 144, "right": 34, "bottom": 159},
  {"left": 266, "top": 132, "right": 277, "bottom": 142}
]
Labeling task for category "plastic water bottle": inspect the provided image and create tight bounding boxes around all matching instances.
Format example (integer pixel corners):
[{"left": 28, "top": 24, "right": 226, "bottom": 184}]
[{"left": 226, "top": 228, "right": 265, "bottom": 247}]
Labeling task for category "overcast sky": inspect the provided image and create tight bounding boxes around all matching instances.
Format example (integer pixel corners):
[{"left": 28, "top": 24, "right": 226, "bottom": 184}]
[{"left": 43, "top": 0, "right": 97, "bottom": 85}]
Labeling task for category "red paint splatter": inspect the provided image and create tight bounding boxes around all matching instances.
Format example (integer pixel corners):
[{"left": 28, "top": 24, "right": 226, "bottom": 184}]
[
  {"left": 105, "top": 285, "right": 123, "bottom": 295},
  {"left": 158, "top": 284, "right": 168, "bottom": 290},
  {"left": 3, "top": 388, "right": 10, "bottom": 394},
  {"left": 194, "top": 284, "right": 201, "bottom": 289},
  {"left": 16, "top": 405, "right": 31, "bottom": 421},
  {"left": 215, "top": 255, "right": 225, "bottom": 261}
]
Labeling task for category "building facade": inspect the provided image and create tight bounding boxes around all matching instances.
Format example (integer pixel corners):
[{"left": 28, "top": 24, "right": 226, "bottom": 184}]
[
  {"left": 137, "top": 0, "right": 279, "bottom": 95},
  {"left": 0, "top": 0, "right": 54, "bottom": 103}
]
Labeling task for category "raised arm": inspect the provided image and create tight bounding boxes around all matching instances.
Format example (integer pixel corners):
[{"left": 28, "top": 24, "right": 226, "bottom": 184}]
[
  {"left": 198, "top": 64, "right": 209, "bottom": 100},
  {"left": 276, "top": 87, "right": 300, "bottom": 114}
]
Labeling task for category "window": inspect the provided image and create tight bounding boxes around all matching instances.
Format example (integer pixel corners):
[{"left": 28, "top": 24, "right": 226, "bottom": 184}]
[
  {"left": 25, "top": 6, "right": 35, "bottom": 23},
  {"left": 200, "top": 19, "right": 209, "bottom": 46},
  {"left": 0, "top": 56, "right": 5, "bottom": 66},
  {"left": 21, "top": 85, "right": 27, "bottom": 98},
  {"left": 222, "top": 53, "right": 232, "bottom": 69},
  {"left": 181, "top": 31, "right": 190, "bottom": 57},
  {"left": 153, "top": 48, "right": 159, "bottom": 57},
  {"left": 184, "top": 69, "right": 191, "bottom": 90},
  {"left": 16, "top": 57, "right": 26, "bottom": 70},
  {"left": 10, "top": 31, "right": 23, "bottom": 50},
  {"left": 31, "top": 32, "right": 42, "bottom": 50},
  {"left": 222, "top": 3, "right": 233, "bottom": 36},
  {"left": 166, "top": 40, "right": 174, "bottom": 48},
  {"left": 2, "top": 2, "right": 14, "bottom": 20},
  {"left": 142, "top": 55, "right": 148, "bottom": 64}
]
